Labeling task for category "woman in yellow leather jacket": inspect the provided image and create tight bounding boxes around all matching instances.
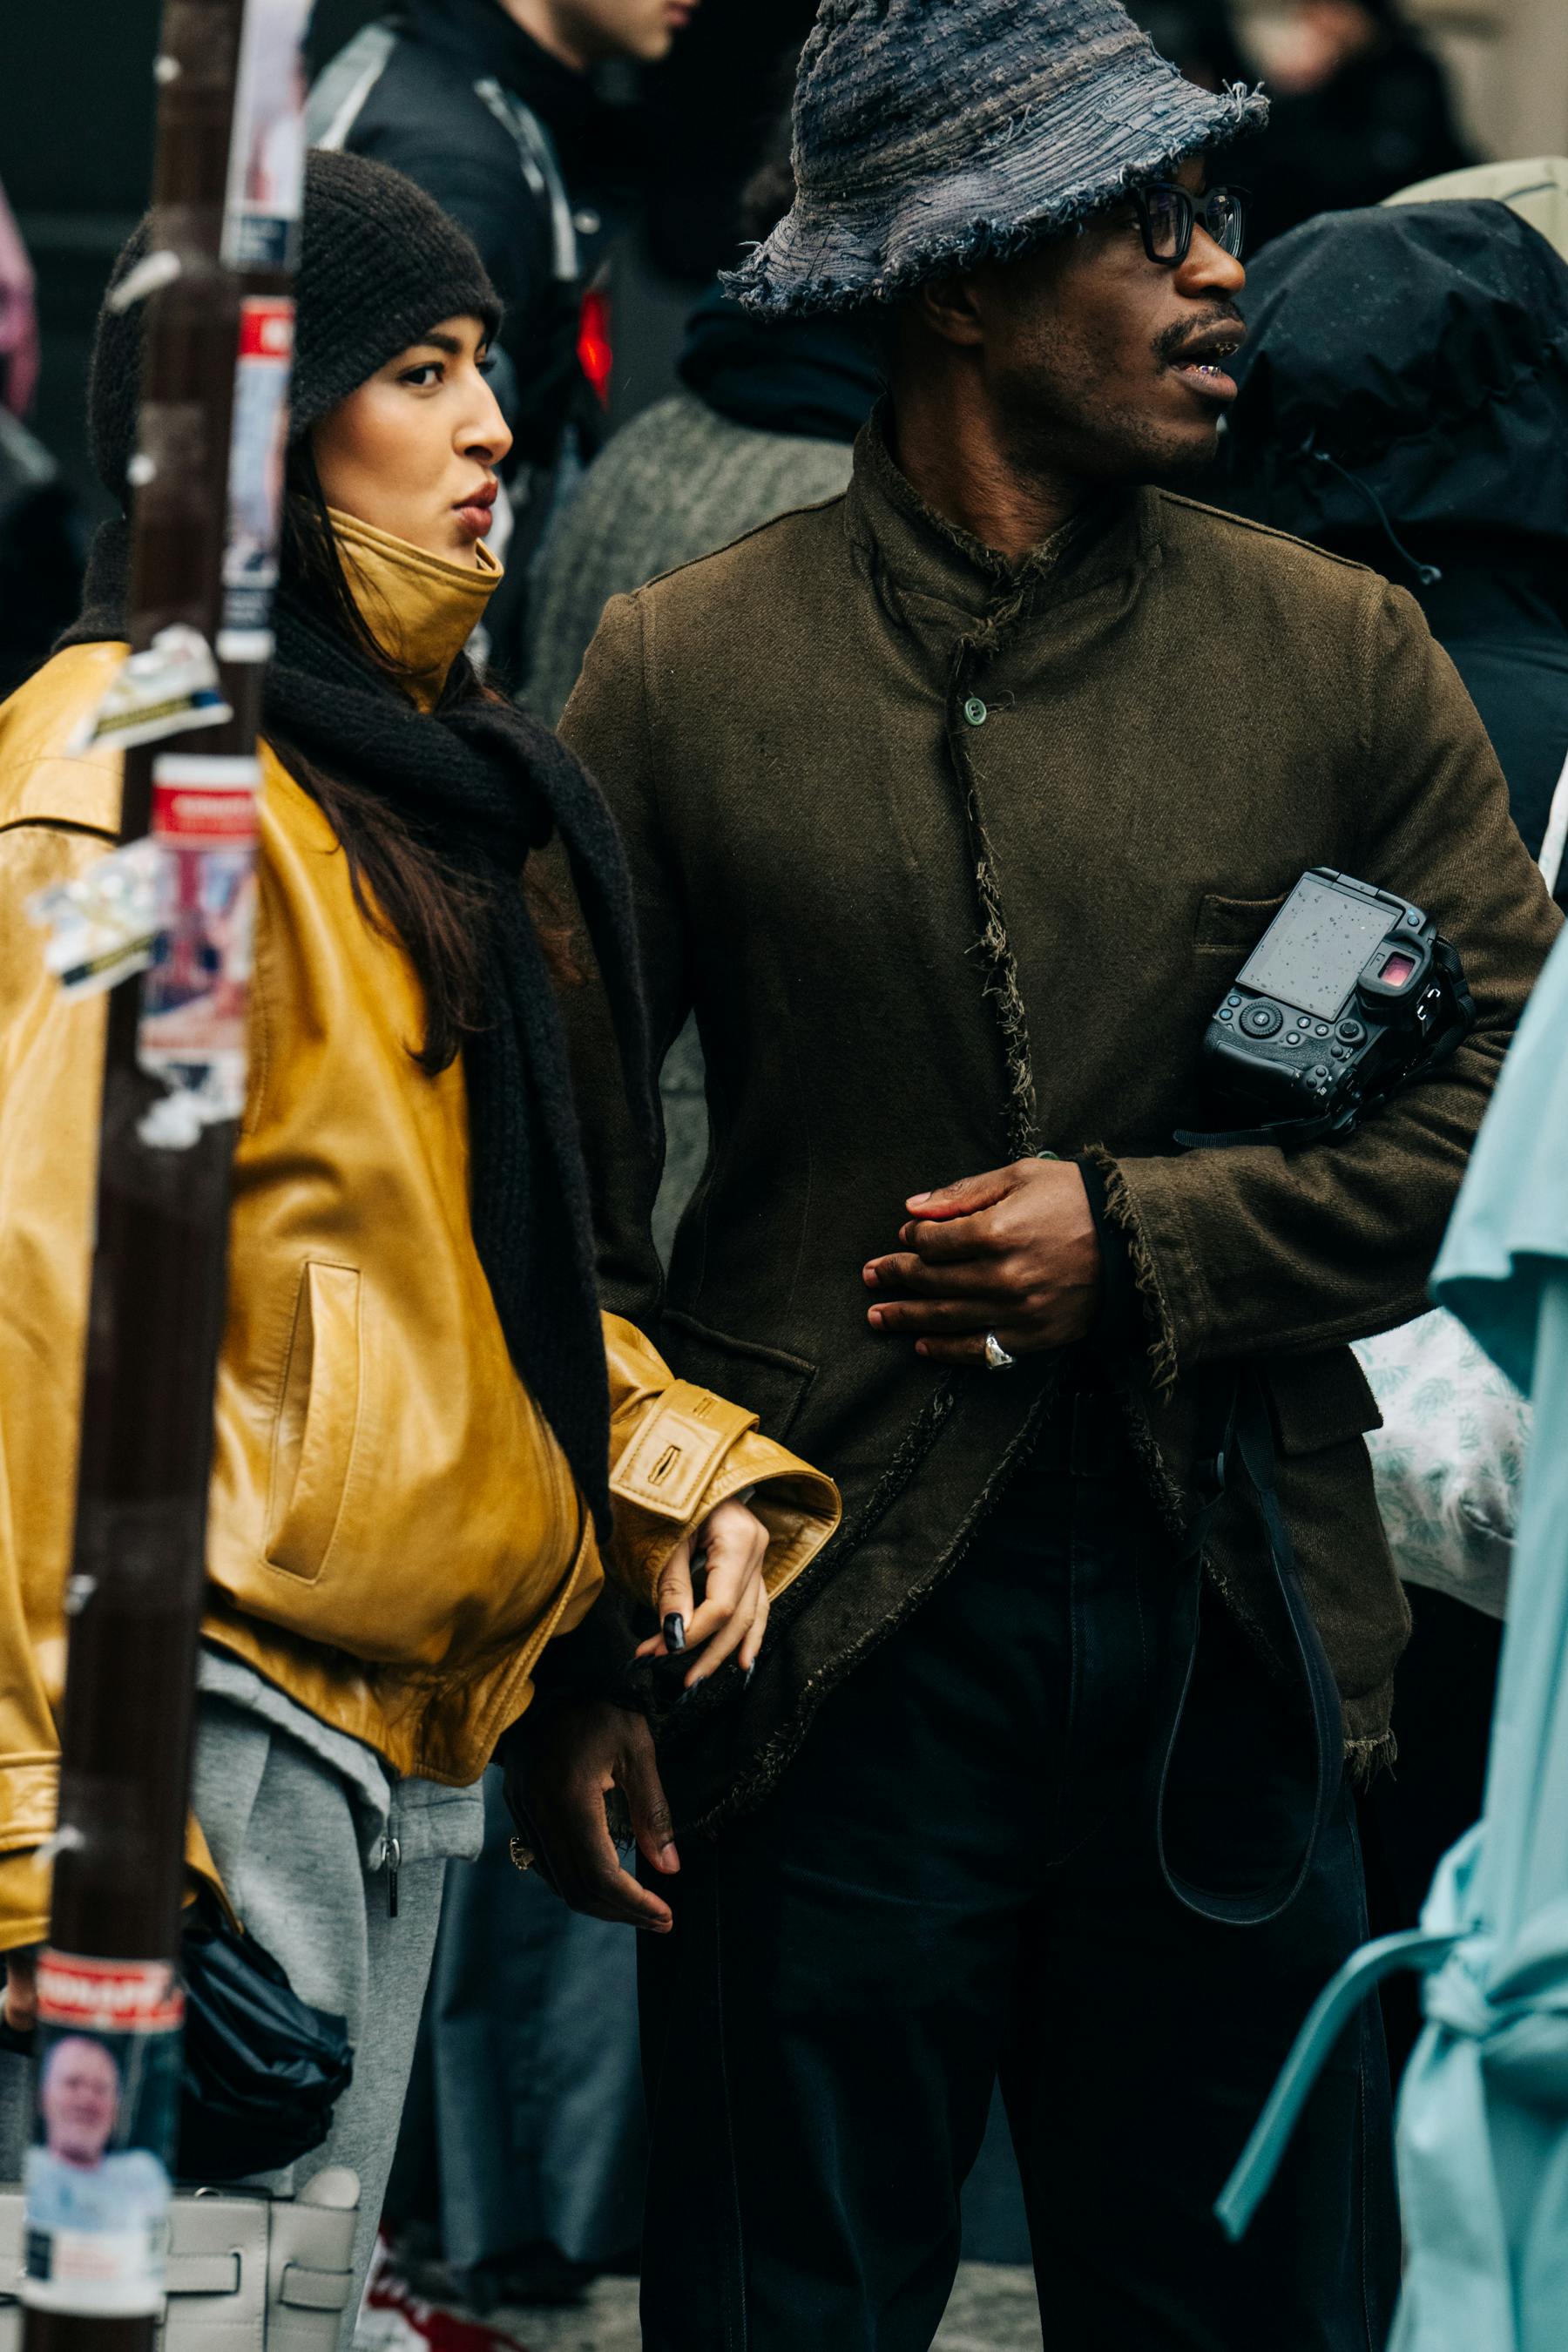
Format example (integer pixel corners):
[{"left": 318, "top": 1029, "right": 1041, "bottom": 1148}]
[{"left": 0, "top": 151, "right": 837, "bottom": 2300}]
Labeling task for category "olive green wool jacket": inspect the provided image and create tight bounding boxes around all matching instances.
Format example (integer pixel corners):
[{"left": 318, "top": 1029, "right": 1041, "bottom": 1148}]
[{"left": 558, "top": 416, "right": 1560, "bottom": 1833}]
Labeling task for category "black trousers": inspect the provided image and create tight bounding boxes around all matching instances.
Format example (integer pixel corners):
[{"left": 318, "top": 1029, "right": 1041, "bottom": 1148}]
[{"left": 638, "top": 1395, "right": 1399, "bottom": 2351}]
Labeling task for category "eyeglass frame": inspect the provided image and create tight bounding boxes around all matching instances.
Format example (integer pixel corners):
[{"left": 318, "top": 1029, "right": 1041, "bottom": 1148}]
[{"left": 1128, "top": 181, "right": 1251, "bottom": 267}]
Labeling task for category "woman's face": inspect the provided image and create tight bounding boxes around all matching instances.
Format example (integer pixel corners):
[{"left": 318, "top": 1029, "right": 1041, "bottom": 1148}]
[{"left": 311, "top": 315, "right": 512, "bottom": 568}]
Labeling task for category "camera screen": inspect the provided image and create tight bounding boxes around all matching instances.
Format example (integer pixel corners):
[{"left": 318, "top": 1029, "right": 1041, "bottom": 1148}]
[{"left": 1236, "top": 878, "right": 1395, "bottom": 1021}]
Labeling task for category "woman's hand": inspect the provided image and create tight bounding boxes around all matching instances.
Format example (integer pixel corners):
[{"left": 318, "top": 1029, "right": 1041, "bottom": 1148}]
[{"left": 634, "top": 1497, "right": 771, "bottom": 1687}]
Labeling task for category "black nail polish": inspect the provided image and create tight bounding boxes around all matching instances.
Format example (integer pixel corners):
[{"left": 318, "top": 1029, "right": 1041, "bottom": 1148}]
[
  {"left": 744, "top": 1663, "right": 756, "bottom": 1689},
  {"left": 663, "top": 1613, "right": 686, "bottom": 1652}
]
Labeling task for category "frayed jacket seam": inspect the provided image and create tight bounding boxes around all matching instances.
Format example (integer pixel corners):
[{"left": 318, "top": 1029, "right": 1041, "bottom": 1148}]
[
  {"left": 666, "top": 1372, "right": 1068, "bottom": 1834},
  {"left": 943, "top": 524, "right": 1092, "bottom": 1162},
  {"left": 1082, "top": 1146, "right": 1182, "bottom": 1396},
  {"left": 1346, "top": 1731, "right": 1396, "bottom": 1785},
  {"left": 655, "top": 1377, "right": 962, "bottom": 1767}
]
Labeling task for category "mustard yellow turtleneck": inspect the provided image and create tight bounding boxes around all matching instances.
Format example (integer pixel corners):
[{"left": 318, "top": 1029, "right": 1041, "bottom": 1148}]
[{"left": 328, "top": 506, "right": 503, "bottom": 713}]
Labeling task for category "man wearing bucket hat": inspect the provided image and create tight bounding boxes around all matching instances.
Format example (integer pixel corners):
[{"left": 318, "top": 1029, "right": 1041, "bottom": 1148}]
[{"left": 525, "top": 0, "right": 1560, "bottom": 2342}]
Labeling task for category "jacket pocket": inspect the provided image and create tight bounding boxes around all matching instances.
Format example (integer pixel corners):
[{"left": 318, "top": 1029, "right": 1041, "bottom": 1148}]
[
  {"left": 1266, "top": 1347, "right": 1384, "bottom": 1455},
  {"left": 659, "top": 1309, "right": 816, "bottom": 1445},
  {"left": 266, "top": 1261, "right": 363, "bottom": 1583},
  {"left": 1194, "top": 891, "right": 1288, "bottom": 953}
]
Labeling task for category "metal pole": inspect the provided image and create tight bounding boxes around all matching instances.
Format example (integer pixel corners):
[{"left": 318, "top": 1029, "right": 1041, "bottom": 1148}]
[{"left": 22, "top": 3, "right": 306, "bottom": 2345}]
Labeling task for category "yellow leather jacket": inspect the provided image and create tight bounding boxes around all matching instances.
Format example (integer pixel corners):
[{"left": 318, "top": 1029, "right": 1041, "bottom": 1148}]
[{"left": 0, "top": 524, "right": 839, "bottom": 1950}]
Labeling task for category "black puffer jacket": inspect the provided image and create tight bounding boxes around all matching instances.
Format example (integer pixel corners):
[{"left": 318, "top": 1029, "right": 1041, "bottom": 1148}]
[{"left": 1219, "top": 199, "right": 1568, "bottom": 900}]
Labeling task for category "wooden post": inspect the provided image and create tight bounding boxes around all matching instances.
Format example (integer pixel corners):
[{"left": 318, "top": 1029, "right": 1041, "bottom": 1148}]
[{"left": 22, "top": 3, "right": 305, "bottom": 2344}]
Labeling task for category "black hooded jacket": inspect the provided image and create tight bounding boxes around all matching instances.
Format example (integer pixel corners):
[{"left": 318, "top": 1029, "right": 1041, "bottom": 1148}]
[
  {"left": 308, "top": 0, "right": 613, "bottom": 473},
  {"left": 1219, "top": 199, "right": 1568, "bottom": 900},
  {"left": 676, "top": 284, "right": 882, "bottom": 445}
]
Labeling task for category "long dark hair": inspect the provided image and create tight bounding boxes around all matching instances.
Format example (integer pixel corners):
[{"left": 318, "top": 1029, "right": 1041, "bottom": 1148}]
[{"left": 273, "top": 444, "right": 498, "bottom": 1075}]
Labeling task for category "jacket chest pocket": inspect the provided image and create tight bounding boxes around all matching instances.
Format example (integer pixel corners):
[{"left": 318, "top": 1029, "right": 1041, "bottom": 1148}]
[
  {"left": 1193, "top": 891, "right": 1288, "bottom": 956},
  {"left": 266, "top": 1260, "right": 363, "bottom": 1584}
]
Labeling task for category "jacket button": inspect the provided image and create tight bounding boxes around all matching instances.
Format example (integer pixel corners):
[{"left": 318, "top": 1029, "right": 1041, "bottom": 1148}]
[{"left": 963, "top": 697, "right": 988, "bottom": 727}]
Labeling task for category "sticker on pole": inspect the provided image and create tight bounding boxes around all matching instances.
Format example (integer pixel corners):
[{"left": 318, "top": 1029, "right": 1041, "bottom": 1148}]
[
  {"left": 219, "top": 295, "right": 294, "bottom": 662},
  {"left": 21, "top": 1952, "right": 183, "bottom": 2318},
  {"left": 220, "top": 0, "right": 312, "bottom": 272},
  {"left": 136, "top": 752, "right": 260, "bottom": 1148},
  {"left": 28, "top": 836, "right": 168, "bottom": 1000},
  {"left": 67, "top": 624, "right": 231, "bottom": 756}
]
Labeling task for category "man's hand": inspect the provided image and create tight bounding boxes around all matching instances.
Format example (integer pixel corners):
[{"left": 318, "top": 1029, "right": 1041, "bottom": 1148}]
[
  {"left": 862, "top": 1159, "right": 1102, "bottom": 1366},
  {"left": 504, "top": 1699, "right": 679, "bottom": 1932},
  {"left": 633, "top": 1497, "right": 771, "bottom": 1687},
  {"left": 3, "top": 1950, "right": 36, "bottom": 2033}
]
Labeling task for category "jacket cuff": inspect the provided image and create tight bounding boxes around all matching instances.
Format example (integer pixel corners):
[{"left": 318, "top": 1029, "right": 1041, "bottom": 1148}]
[
  {"left": 1074, "top": 1155, "right": 1141, "bottom": 1360},
  {"left": 1077, "top": 1147, "right": 1186, "bottom": 1392},
  {"left": 607, "top": 1389, "right": 841, "bottom": 1611}
]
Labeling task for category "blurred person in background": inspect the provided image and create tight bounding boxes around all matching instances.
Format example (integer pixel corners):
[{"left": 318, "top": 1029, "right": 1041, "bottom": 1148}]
[
  {"left": 1218, "top": 184, "right": 1568, "bottom": 2077},
  {"left": 1247, "top": 0, "right": 1471, "bottom": 245},
  {"left": 1126, "top": 0, "right": 1252, "bottom": 97},
  {"left": 0, "top": 179, "right": 39, "bottom": 423},
  {"left": 0, "top": 151, "right": 837, "bottom": 2341},
  {"left": 0, "top": 175, "right": 81, "bottom": 701},
  {"left": 307, "top": 0, "right": 704, "bottom": 668}
]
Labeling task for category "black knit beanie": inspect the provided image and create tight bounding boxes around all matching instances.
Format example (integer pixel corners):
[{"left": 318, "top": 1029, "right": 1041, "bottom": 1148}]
[{"left": 89, "top": 148, "right": 503, "bottom": 509}]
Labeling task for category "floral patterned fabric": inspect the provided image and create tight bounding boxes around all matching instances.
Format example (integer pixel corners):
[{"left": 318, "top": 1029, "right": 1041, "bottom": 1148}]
[{"left": 1355, "top": 1308, "right": 1529, "bottom": 1620}]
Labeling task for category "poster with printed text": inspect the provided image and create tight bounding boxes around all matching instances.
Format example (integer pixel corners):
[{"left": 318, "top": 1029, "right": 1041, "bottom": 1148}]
[{"left": 21, "top": 1955, "right": 182, "bottom": 2318}]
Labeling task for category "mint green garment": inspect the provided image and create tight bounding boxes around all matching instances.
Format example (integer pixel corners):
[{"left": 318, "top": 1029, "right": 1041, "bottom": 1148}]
[{"left": 1219, "top": 923, "right": 1568, "bottom": 2351}]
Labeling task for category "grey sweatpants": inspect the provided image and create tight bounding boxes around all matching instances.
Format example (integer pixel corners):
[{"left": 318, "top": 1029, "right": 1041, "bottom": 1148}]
[
  {"left": 1, "top": 1692, "right": 483, "bottom": 2349},
  {"left": 190, "top": 1694, "right": 483, "bottom": 2335}
]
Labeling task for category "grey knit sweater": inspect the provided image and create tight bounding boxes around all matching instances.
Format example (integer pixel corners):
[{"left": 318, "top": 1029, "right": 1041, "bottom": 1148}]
[{"left": 526, "top": 392, "right": 855, "bottom": 727}]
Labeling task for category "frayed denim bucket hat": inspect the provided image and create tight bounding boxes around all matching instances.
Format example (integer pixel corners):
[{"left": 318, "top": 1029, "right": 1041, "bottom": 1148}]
[{"left": 727, "top": 0, "right": 1267, "bottom": 316}]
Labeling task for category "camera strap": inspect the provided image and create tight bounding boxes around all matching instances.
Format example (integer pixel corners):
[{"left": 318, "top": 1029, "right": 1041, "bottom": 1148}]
[
  {"left": 1172, "top": 1111, "right": 1342, "bottom": 1152},
  {"left": 1153, "top": 1368, "right": 1346, "bottom": 1928}
]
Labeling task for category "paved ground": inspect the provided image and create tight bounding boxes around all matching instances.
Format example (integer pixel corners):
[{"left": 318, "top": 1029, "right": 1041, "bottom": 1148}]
[{"left": 492, "top": 2267, "right": 1044, "bottom": 2350}]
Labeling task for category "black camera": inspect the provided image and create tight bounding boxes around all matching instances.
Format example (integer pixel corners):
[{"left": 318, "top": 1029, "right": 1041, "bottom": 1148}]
[{"left": 1194, "top": 868, "right": 1474, "bottom": 1143}]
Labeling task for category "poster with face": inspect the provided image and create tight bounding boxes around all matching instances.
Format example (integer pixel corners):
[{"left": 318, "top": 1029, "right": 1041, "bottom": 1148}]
[
  {"left": 220, "top": 0, "right": 312, "bottom": 273},
  {"left": 22, "top": 1957, "right": 181, "bottom": 2317}
]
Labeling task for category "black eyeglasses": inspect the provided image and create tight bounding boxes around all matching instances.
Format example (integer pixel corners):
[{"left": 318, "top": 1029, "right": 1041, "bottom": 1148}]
[{"left": 1130, "top": 182, "right": 1250, "bottom": 267}]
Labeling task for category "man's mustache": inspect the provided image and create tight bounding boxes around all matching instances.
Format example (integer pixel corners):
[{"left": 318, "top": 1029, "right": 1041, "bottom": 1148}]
[{"left": 1153, "top": 305, "right": 1247, "bottom": 369}]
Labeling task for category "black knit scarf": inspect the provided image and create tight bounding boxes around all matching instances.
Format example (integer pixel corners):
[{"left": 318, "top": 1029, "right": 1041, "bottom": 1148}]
[{"left": 64, "top": 523, "right": 652, "bottom": 1541}]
